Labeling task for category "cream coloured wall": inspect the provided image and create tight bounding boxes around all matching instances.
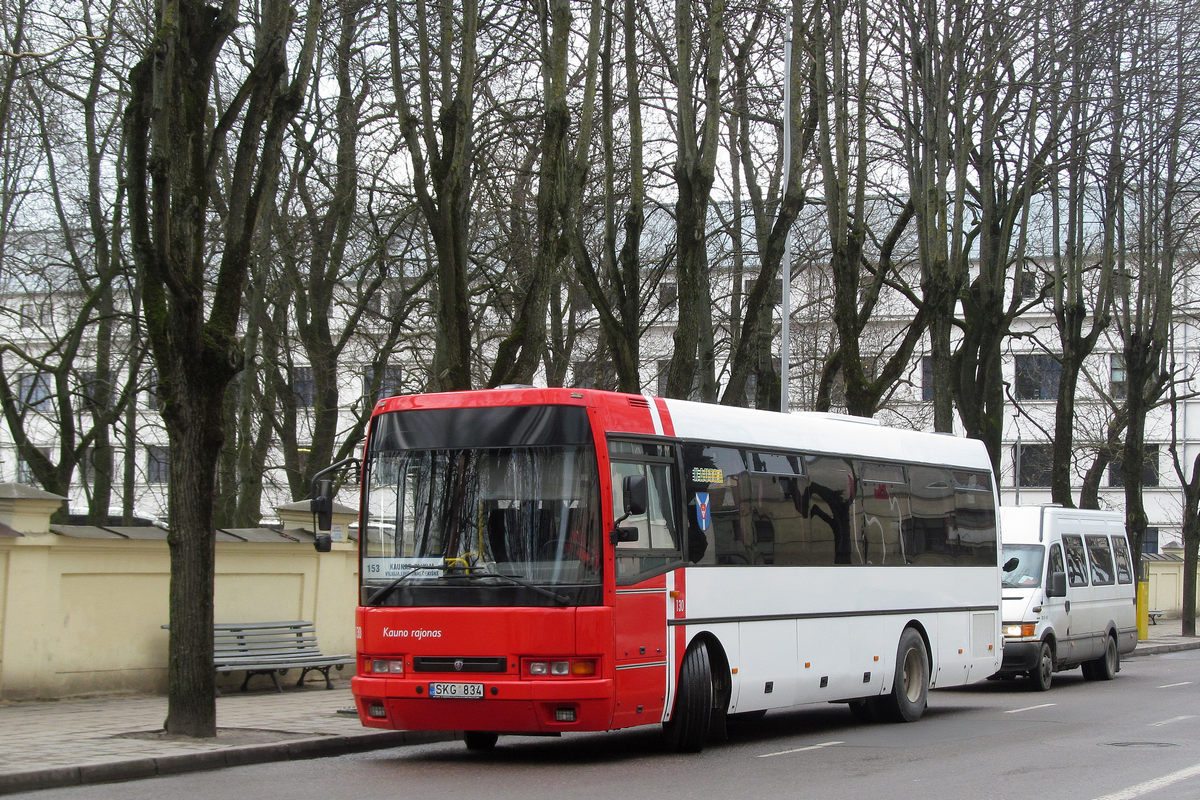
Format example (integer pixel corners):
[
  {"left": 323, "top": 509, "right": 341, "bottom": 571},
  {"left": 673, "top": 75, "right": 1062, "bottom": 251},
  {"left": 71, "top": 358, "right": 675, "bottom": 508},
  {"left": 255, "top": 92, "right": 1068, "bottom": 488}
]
[
  {"left": 0, "top": 533, "right": 358, "bottom": 700},
  {"left": 1144, "top": 553, "right": 1198, "bottom": 618}
]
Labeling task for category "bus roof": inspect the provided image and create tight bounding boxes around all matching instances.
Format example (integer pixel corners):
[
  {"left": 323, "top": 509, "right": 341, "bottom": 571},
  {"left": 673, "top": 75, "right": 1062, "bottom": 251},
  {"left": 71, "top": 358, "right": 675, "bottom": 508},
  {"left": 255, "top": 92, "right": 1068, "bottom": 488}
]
[{"left": 374, "top": 387, "right": 992, "bottom": 472}]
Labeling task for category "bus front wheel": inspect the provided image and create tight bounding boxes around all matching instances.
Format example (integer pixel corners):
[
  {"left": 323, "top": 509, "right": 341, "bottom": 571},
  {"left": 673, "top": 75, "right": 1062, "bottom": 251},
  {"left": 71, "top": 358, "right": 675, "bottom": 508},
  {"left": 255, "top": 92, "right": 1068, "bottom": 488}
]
[
  {"left": 880, "top": 627, "right": 929, "bottom": 723},
  {"left": 463, "top": 731, "right": 498, "bottom": 751},
  {"left": 663, "top": 641, "right": 713, "bottom": 753}
]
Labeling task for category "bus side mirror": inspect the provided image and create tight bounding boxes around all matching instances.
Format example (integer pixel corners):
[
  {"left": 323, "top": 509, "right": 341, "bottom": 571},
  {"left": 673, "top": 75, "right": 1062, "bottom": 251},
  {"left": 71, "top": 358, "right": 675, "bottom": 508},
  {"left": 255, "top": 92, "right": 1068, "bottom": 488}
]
[
  {"left": 314, "top": 532, "right": 332, "bottom": 553},
  {"left": 611, "top": 526, "right": 639, "bottom": 545},
  {"left": 311, "top": 478, "right": 334, "bottom": 548},
  {"left": 1046, "top": 571, "right": 1067, "bottom": 598},
  {"left": 622, "top": 475, "right": 647, "bottom": 517}
]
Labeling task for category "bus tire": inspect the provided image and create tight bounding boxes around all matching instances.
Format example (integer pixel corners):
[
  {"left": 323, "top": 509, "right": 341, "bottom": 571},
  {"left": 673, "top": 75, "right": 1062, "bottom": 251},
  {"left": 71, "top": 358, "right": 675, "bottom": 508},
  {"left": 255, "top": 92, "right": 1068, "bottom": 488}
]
[
  {"left": 847, "top": 698, "right": 879, "bottom": 722},
  {"left": 463, "top": 731, "right": 498, "bottom": 751},
  {"left": 880, "top": 627, "right": 929, "bottom": 723},
  {"left": 1030, "top": 640, "right": 1053, "bottom": 692},
  {"left": 1083, "top": 635, "right": 1118, "bottom": 681},
  {"left": 664, "top": 641, "right": 713, "bottom": 753}
]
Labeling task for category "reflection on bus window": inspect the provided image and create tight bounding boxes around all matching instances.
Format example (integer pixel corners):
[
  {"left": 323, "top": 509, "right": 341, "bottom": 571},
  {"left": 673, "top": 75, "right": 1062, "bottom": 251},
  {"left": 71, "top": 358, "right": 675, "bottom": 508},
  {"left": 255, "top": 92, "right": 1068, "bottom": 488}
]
[{"left": 610, "top": 460, "right": 680, "bottom": 583}]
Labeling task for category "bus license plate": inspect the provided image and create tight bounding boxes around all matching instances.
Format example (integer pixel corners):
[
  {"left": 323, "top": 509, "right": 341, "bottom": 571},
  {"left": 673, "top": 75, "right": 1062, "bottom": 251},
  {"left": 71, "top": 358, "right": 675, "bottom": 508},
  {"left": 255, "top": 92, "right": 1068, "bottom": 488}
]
[{"left": 429, "top": 682, "right": 484, "bottom": 699}]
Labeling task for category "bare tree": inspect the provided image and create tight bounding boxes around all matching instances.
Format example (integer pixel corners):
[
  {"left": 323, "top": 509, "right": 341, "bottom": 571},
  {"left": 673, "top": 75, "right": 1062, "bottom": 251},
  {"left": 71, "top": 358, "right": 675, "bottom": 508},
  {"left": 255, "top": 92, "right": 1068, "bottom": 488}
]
[
  {"left": 810, "top": 0, "right": 926, "bottom": 417},
  {"left": 125, "top": 0, "right": 319, "bottom": 737},
  {"left": 663, "top": 0, "right": 726, "bottom": 402},
  {"left": 386, "top": 0, "right": 481, "bottom": 391},
  {"left": 718, "top": 2, "right": 816, "bottom": 411}
]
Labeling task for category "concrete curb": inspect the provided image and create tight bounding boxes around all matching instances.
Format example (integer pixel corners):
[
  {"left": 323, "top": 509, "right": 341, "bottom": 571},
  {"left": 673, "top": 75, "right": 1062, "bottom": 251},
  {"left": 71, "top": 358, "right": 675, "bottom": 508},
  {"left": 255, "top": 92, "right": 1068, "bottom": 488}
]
[
  {"left": 0, "top": 730, "right": 457, "bottom": 796},
  {"left": 1128, "top": 638, "right": 1200, "bottom": 657}
]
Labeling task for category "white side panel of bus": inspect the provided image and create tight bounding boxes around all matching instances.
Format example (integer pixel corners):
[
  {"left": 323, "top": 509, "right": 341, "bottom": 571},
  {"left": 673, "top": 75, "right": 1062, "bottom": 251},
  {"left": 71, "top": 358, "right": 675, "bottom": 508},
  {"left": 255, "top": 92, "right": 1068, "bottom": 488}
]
[{"left": 736, "top": 620, "right": 800, "bottom": 710}]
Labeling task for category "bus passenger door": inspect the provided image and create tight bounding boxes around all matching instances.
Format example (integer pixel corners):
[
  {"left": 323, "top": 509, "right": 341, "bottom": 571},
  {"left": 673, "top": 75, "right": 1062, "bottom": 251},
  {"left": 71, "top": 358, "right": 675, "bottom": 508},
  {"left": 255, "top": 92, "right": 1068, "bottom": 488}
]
[{"left": 609, "top": 454, "right": 682, "bottom": 730}]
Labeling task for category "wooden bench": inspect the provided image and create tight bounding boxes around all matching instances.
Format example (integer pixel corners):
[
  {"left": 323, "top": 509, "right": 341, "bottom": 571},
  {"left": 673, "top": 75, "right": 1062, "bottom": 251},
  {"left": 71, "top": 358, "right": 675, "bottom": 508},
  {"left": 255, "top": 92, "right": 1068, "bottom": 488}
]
[
  {"left": 1148, "top": 610, "right": 1163, "bottom": 625},
  {"left": 167, "top": 621, "right": 353, "bottom": 692}
]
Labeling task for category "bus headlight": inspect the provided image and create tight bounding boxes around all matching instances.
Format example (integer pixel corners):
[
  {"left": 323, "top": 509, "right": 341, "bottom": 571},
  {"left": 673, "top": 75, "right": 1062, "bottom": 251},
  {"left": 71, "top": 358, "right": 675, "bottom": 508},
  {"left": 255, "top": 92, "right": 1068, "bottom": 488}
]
[
  {"left": 370, "top": 658, "right": 405, "bottom": 674},
  {"left": 523, "top": 658, "right": 597, "bottom": 678}
]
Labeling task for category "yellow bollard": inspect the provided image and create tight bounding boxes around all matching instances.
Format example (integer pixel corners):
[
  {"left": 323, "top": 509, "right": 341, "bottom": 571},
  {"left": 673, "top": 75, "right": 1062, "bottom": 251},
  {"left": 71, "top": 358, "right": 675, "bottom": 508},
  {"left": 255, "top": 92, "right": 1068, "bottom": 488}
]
[{"left": 1137, "top": 577, "right": 1150, "bottom": 641}]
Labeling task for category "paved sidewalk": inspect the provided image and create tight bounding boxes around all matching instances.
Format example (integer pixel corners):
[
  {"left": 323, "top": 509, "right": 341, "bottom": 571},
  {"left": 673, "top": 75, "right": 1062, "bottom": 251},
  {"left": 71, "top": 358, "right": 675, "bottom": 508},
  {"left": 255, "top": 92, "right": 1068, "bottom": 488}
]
[{"left": 1, "top": 620, "right": 1197, "bottom": 795}]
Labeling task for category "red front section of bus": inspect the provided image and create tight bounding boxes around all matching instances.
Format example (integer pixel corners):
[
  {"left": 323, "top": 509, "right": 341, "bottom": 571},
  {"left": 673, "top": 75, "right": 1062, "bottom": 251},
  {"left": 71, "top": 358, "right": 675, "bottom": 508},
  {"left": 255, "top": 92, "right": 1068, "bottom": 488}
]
[
  {"left": 348, "top": 388, "right": 678, "bottom": 735},
  {"left": 351, "top": 605, "right": 624, "bottom": 732}
]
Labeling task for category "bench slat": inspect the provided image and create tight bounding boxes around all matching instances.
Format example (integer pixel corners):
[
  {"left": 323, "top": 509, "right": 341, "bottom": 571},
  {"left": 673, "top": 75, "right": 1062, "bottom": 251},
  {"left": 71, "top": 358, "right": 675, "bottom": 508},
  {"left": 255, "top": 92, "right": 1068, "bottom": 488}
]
[{"left": 165, "top": 620, "right": 351, "bottom": 692}]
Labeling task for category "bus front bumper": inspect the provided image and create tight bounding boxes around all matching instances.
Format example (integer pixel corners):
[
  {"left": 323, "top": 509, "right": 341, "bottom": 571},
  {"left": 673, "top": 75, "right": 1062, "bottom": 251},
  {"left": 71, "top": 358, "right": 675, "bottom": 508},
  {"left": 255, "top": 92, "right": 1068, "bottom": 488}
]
[{"left": 350, "top": 675, "right": 616, "bottom": 733}]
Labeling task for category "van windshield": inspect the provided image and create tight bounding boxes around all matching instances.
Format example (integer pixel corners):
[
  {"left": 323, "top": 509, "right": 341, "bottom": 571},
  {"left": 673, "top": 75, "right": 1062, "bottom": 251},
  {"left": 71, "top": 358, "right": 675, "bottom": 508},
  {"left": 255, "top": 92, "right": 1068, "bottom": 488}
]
[{"left": 1002, "top": 544, "right": 1045, "bottom": 589}]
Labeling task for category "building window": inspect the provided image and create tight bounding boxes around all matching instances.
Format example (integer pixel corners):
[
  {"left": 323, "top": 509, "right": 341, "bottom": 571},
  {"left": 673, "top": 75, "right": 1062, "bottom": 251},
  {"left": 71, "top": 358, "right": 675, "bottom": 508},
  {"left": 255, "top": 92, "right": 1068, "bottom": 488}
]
[
  {"left": 1110, "top": 353, "right": 1126, "bottom": 399},
  {"left": 743, "top": 278, "right": 784, "bottom": 305},
  {"left": 363, "top": 364, "right": 404, "bottom": 402},
  {"left": 660, "top": 282, "right": 677, "bottom": 309},
  {"left": 147, "top": 445, "right": 169, "bottom": 484},
  {"left": 656, "top": 359, "right": 670, "bottom": 397},
  {"left": 17, "top": 372, "right": 53, "bottom": 409},
  {"left": 291, "top": 366, "right": 315, "bottom": 408},
  {"left": 921, "top": 356, "right": 935, "bottom": 402},
  {"left": 80, "top": 372, "right": 111, "bottom": 412},
  {"left": 744, "top": 357, "right": 782, "bottom": 407},
  {"left": 1110, "top": 444, "right": 1159, "bottom": 488},
  {"left": 1014, "top": 354, "right": 1061, "bottom": 400},
  {"left": 145, "top": 369, "right": 159, "bottom": 410},
  {"left": 1018, "top": 270, "right": 1039, "bottom": 299},
  {"left": 1017, "top": 442, "right": 1052, "bottom": 487},
  {"left": 16, "top": 446, "right": 51, "bottom": 484},
  {"left": 1143, "top": 527, "right": 1159, "bottom": 555},
  {"left": 573, "top": 359, "right": 616, "bottom": 391}
]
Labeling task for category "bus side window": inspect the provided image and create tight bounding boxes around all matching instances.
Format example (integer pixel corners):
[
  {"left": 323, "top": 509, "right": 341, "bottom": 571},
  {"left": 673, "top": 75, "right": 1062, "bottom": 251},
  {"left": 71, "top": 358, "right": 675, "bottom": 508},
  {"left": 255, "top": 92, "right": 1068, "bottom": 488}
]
[{"left": 611, "top": 460, "right": 681, "bottom": 583}]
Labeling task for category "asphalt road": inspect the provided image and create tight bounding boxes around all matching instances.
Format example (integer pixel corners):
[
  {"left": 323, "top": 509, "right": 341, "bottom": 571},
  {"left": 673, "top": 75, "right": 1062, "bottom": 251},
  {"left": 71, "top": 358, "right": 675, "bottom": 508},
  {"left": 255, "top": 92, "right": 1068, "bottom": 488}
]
[{"left": 17, "top": 649, "right": 1200, "bottom": 800}]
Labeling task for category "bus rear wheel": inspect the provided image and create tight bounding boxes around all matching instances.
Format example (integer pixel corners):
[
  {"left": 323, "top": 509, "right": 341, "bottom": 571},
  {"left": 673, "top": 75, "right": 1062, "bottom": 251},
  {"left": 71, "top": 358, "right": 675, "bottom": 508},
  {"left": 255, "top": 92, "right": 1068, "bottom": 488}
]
[
  {"left": 663, "top": 641, "right": 713, "bottom": 753},
  {"left": 879, "top": 627, "right": 929, "bottom": 723}
]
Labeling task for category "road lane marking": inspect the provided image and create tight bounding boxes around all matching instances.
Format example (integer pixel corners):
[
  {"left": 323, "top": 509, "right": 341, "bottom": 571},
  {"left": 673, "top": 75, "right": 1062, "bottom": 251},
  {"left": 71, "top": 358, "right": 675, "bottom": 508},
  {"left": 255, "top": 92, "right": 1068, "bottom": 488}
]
[
  {"left": 1149, "top": 715, "right": 1194, "bottom": 727},
  {"left": 1091, "top": 762, "right": 1200, "bottom": 800},
  {"left": 758, "top": 741, "right": 844, "bottom": 758},
  {"left": 1005, "top": 703, "right": 1056, "bottom": 714},
  {"left": 1158, "top": 681, "right": 1193, "bottom": 688}
]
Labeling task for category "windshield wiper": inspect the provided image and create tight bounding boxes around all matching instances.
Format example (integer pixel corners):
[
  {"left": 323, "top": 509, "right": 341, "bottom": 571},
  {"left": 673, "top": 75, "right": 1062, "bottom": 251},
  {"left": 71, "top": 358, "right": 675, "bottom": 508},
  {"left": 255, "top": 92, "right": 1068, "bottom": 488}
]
[
  {"left": 366, "top": 563, "right": 459, "bottom": 606},
  {"left": 365, "top": 563, "right": 571, "bottom": 606},
  {"left": 455, "top": 571, "right": 571, "bottom": 606}
]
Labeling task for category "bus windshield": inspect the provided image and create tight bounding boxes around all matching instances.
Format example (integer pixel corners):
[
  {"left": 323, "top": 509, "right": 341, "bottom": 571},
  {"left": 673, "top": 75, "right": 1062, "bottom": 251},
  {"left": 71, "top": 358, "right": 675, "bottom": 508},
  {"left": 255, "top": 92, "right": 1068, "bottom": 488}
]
[
  {"left": 1001, "top": 544, "right": 1045, "bottom": 589},
  {"left": 360, "top": 406, "right": 601, "bottom": 607}
]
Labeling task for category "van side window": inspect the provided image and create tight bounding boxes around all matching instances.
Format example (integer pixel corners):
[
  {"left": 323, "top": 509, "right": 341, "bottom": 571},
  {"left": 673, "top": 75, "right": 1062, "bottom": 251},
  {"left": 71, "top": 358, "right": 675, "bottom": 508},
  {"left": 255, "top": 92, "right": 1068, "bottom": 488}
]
[
  {"left": 1085, "top": 535, "right": 1115, "bottom": 586},
  {"left": 1062, "top": 534, "right": 1090, "bottom": 587},
  {"left": 1112, "top": 535, "right": 1134, "bottom": 584},
  {"left": 1048, "top": 543, "right": 1065, "bottom": 579}
]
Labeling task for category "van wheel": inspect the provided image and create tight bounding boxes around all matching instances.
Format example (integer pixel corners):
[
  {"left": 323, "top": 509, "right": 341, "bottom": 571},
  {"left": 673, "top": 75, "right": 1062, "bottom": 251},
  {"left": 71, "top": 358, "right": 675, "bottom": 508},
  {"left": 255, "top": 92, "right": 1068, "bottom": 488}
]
[
  {"left": 463, "top": 731, "right": 498, "bottom": 750},
  {"left": 1083, "top": 635, "right": 1118, "bottom": 681},
  {"left": 1030, "top": 641, "right": 1053, "bottom": 691},
  {"left": 879, "top": 627, "right": 929, "bottom": 723},
  {"left": 663, "top": 641, "right": 713, "bottom": 753}
]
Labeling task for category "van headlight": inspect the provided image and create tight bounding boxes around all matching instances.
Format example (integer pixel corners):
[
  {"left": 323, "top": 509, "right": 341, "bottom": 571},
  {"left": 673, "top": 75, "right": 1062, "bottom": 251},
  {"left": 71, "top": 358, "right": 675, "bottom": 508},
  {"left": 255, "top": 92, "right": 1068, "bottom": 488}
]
[{"left": 1003, "top": 623, "right": 1036, "bottom": 638}]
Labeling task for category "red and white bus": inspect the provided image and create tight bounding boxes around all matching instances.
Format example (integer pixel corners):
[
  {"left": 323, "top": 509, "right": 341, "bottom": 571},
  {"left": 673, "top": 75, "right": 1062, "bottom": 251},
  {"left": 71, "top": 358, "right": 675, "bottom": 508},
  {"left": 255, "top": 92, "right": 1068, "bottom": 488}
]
[{"left": 311, "top": 387, "right": 1001, "bottom": 752}]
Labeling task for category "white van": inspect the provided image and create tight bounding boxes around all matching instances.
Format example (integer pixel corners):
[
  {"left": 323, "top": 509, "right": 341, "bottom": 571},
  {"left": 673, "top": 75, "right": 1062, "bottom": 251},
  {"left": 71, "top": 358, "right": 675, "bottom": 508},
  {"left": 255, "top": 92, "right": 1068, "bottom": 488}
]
[{"left": 996, "top": 506, "right": 1137, "bottom": 690}]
